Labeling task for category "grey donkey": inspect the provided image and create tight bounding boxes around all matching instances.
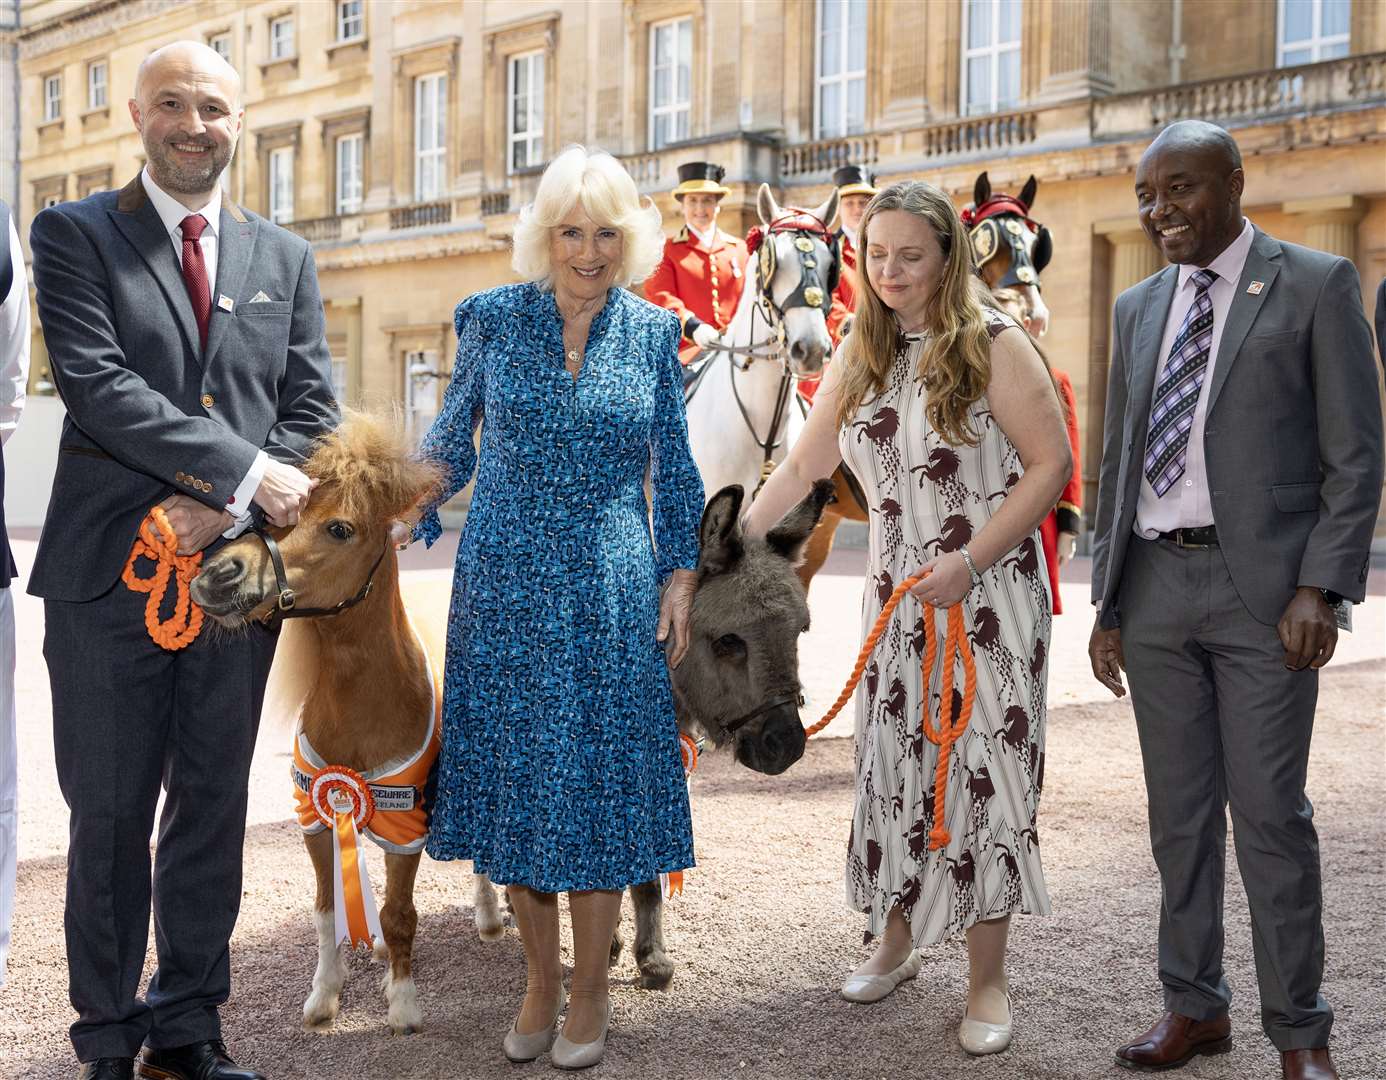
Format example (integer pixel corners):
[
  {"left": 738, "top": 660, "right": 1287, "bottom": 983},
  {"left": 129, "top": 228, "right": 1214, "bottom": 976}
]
[{"left": 620, "top": 478, "right": 836, "bottom": 988}]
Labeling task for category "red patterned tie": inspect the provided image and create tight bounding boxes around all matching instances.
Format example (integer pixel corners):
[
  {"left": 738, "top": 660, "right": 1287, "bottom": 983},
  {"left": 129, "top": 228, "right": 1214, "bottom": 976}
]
[{"left": 179, "top": 213, "right": 210, "bottom": 351}]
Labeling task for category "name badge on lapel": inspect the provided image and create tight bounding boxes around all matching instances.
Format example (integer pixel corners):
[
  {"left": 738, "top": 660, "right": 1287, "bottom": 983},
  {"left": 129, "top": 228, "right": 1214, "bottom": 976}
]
[
  {"left": 1246, "top": 281, "right": 1265, "bottom": 296},
  {"left": 217, "top": 294, "right": 235, "bottom": 312}
]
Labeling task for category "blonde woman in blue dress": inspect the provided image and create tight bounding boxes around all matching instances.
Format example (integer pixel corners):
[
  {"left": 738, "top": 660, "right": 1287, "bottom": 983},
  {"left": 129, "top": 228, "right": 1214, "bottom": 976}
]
[
  {"left": 743, "top": 180, "right": 1071, "bottom": 1056},
  {"left": 409, "top": 146, "right": 702, "bottom": 1070}
]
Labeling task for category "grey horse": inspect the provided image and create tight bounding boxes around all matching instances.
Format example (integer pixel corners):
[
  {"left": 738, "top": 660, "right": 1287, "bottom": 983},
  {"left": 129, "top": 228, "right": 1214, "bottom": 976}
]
[{"left": 622, "top": 479, "right": 835, "bottom": 988}]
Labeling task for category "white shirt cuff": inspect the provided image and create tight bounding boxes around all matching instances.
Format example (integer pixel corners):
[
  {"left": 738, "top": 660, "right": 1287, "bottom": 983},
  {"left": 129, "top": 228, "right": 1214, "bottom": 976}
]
[{"left": 221, "top": 450, "right": 268, "bottom": 538}]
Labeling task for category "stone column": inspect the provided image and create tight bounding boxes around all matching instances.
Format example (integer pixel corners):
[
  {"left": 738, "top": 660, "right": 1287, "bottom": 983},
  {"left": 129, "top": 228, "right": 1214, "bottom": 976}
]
[
  {"left": 1283, "top": 195, "right": 1366, "bottom": 260},
  {"left": 1037, "top": 0, "right": 1114, "bottom": 102}
]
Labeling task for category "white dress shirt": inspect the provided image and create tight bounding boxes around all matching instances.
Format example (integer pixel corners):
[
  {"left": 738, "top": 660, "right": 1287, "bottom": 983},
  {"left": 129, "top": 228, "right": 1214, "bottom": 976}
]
[
  {"left": 685, "top": 221, "right": 716, "bottom": 250},
  {"left": 1134, "top": 218, "right": 1255, "bottom": 539},
  {"left": 140, "top": 168, "right": 265, "bottom": 534},
  {"left": 0, "top": 214, "right": 29, "bottom": 446}
]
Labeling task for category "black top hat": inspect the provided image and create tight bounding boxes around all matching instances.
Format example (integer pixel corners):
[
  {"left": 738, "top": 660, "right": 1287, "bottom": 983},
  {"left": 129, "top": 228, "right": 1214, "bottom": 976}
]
[
  {"left": 832, "top": 164, "right": 879, "bottom": 197},
  {"left": 673, "top": 162, "right": 731, "bottom": 199}
]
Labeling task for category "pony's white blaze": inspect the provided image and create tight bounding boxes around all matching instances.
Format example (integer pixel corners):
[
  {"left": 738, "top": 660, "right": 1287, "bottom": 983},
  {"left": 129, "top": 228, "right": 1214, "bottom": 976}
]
[{"left": 684, "top": 183, "right": 838, "bottom": 505}]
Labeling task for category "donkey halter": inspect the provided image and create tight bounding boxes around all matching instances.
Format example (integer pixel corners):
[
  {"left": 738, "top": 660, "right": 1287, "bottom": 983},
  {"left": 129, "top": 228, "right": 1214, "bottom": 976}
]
[
  {"left": 252, "top": 526, "right": 387, "bottom": 629},
  {"left": 962, "top": 196, "right": 1051, "bottom": 291}
]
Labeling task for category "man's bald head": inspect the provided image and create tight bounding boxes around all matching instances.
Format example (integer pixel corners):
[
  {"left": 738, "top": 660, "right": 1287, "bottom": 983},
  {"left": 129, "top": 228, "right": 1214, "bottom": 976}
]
[
  {"left": 129, "top": 40, "right": 244, "bottom": 207},
  {"left": 1134, "top": 120, "right": 1245, "bottom": 267},
  {"left": 134, "top": 40, "right": 242, "bottom": 109},
  {"left": 1144, "top": 120, "right": 1243, "bottom": 174}
]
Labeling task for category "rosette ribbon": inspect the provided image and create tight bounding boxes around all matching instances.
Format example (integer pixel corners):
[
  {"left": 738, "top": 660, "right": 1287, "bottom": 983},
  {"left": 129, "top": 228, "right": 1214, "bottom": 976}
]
[{"left": 310, "top": 765, "right": 383, "bottom": 950}]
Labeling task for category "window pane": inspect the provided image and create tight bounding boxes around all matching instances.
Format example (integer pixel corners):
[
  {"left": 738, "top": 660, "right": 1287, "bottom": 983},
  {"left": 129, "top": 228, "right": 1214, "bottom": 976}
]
[
  {"left": 999, "top": 0, "right": 1021, "bottom": 44},
  {"left": 821, "top": 28, "right": 842, "bottom": 76},
  {"left": 819, "top": 80, "right": 841, "bottom": 137},
  {"left": 1322, "top": 38, "right": 1349, "bottom": 58},
  {"left": 1280, "top": 0, "right": 1312, "bottom": 44},
  {"left": 655, "top": 24, "right": 671, "bottom": 66},
  {"left": 820, "top": 0, "right": 840, "bottom": 37},
  {"left": 675, "top": 108, "right": 689, "bottom": 142},
  {"left": 998, "top": 49, "right": 1020, "bottom": 106},
  {"left": 1281, "top": 45, "right": 1311, "bottom": 65},
  {"left": 849, "top": 0, "right": 867, "bottom": 31},
  {"left": 1322, "top": 0, "right": 1350, "bottom": 37},
  {"left": 848, "top": 14, "right": 866, "bottom": 70},
  {"left": 847, "top": 75, "right": 865, "bottom": 133},
  {"left": 968, "top": 0, "right": 992, "bottom": 49},
  {"left": 653, "top": 65, "right": 669, "bottom": 109},
  {"left": 967, "top": 56, "right": 990, "bottom": 112}
]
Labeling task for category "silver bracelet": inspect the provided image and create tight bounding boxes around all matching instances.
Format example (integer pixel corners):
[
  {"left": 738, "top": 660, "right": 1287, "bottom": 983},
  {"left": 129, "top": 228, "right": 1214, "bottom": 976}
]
[{"left": 959, "top": 545, "right": 982, "bottom": 587}]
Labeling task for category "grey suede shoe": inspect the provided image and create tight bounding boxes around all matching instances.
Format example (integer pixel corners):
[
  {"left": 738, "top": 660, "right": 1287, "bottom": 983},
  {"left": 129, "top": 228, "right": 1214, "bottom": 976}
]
[
  {"left": 551, "top": 1001, "right": 611, "bottom": 1071},
  {"left": 502, "top": 985, "right": 567, "bottom": 1063}
]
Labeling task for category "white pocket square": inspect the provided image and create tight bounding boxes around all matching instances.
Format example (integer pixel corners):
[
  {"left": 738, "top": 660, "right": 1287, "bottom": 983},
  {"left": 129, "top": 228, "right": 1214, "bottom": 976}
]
[{"left": 248, "top": 290, "right": 274, "bottom": 303}]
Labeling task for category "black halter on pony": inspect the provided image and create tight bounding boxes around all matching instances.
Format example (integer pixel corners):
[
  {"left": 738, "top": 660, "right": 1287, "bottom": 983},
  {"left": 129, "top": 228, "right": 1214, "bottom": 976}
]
[{"left": 961, "top": 173, "right": 1053, "bottom": 291}]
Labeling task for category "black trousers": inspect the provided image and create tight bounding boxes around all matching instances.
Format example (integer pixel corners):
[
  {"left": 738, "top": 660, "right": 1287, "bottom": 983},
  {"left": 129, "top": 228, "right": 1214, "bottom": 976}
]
[{"left": 45, "top": 584, "right": 276, "bottom": 1061}]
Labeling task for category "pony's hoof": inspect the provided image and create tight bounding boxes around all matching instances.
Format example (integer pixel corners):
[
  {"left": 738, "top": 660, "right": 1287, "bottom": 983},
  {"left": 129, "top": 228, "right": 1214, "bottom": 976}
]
[
  {"left": 386, "top": 975, "right": 422, "bottom": 1035},
  {"left": 302, "top": 992, "right": 340, "bottom": 1031},
  {"left": 638, "top": 956, "right": 675, "bottom": 991},
  {"left": 477, "top": 921, "right": 506, "bottom": 942},
  {"left": 609, "top": 930, "right": 624, "bottom": 966}
]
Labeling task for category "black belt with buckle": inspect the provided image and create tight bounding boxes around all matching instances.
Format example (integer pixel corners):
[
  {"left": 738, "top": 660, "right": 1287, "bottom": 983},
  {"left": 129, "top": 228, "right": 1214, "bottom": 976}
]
[{"left": 1158, "top": 525, "right": 1219, "bottom": 548}]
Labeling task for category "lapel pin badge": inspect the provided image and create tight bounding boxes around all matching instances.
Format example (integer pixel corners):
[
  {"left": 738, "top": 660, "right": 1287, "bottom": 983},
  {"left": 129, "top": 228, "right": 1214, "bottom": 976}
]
[
  {"left": 1246, "top": 281, "right": 1265, "bottom": 295},
  {"left": 217, "top": 294, "right": 235, "bottom": 312}
]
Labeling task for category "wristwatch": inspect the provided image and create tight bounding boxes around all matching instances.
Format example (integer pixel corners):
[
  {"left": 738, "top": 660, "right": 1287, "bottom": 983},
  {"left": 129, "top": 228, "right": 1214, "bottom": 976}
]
[{"left": 1319, "top": 588, "right": 1343, "bottom": 607}]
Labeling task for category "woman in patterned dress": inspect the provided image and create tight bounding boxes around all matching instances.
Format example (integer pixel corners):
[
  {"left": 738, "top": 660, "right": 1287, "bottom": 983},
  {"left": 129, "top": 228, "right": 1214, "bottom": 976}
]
[
  {"left": 407, "top": 146, "right": 703, "bottom": 1070},
  {"left": 743, "top": 181, "right": 1071, "bottom": 1056}
]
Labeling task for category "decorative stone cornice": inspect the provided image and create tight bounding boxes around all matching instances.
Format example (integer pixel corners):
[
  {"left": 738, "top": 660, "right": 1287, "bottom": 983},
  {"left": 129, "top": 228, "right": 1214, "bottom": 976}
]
[
  {"left": 19, "top": 0, "right": 186, "bottom": 59},
  {"left": 310, "top": 226, "right": 505, "bottom": 272}
]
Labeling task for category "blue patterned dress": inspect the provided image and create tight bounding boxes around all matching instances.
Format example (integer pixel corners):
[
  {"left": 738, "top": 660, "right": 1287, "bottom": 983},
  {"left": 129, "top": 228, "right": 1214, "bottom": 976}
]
[{"left": 415, "top": 282, "right": 703, "bottom": 892}]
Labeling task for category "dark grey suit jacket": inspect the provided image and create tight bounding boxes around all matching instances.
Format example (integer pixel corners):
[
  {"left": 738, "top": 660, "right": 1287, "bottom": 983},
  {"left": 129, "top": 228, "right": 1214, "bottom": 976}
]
[
  {"left": 1091, "top": 227, "right": 1383, "bottom": 628},
  {"left": 28, "top": 174, "right": 338, "bottom": 601}
]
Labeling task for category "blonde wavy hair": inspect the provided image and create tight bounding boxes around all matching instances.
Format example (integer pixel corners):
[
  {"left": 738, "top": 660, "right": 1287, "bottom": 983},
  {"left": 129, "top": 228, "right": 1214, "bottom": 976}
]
[
  {"left": 511, "top": 145, "right": 666, "bottom": 288},
  {"left": 834, "top": 181, "right": 992, "bottom": 446}
]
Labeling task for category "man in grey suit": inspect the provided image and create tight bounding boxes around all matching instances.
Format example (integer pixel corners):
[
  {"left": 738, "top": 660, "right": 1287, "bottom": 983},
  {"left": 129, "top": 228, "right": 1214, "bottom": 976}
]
[
  {"left": 29, "top": 42, "right": 337, "bottom": 1080},
  {"left": 1089, "top": 120, "right": 1382, "bottom": 1080}
]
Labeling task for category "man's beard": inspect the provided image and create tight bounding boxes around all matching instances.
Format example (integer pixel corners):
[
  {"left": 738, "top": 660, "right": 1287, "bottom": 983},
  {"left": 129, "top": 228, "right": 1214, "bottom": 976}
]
[{"left": 147, "top": 137, "right": 233, "bottom": 194}]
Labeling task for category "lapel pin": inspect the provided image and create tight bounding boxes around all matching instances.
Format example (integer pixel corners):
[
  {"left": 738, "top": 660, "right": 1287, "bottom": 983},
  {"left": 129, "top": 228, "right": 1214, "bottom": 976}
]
[
  {"left": 1246, "top": 281, "right": 1265, "bottom": 295},
  {"left": 217, "top": 294, "right": 234, "bottom": 312}
]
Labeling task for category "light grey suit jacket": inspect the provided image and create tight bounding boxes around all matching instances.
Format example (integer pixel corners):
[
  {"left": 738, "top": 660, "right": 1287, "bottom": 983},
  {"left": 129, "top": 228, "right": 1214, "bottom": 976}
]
[
  {"left": 28, "top": 174, "right": 339, "bottom": 602},
  {"left": 1091, "top": 227, "right": 1383, "bottom": 628}
]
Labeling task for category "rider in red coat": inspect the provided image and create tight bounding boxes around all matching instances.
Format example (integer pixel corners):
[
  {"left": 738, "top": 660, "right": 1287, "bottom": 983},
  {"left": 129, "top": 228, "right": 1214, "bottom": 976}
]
[
  {"left": 645, "top": 162, "right": 749, "bottom": 364},
  {"left": 825, "top": 164, "right": 876, "bottom": 345}
]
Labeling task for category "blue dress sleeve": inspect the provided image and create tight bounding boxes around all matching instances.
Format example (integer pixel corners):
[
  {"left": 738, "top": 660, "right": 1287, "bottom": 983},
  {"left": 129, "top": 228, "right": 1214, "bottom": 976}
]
[
  {"left": 414, "top": 296, "right": 486, "bottom": 547},
  {"left": 649, "top": 310, "right": 705, "bottom": 579}
]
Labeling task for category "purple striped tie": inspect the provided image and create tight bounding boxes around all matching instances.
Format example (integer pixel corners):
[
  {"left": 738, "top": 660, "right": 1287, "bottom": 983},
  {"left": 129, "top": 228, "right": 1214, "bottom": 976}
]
[{"left": 1144, "top": 269, "right": 1217, "bottom": 497}]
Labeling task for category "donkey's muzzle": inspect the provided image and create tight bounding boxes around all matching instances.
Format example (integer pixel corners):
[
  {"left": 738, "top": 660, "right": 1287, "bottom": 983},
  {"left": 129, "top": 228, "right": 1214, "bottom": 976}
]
[{"left": 736, "top": 702, "right": 806, "bottom": 776}]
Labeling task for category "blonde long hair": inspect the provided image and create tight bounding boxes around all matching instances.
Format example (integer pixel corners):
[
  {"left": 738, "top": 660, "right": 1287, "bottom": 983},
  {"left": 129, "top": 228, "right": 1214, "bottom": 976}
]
[{"left": 834, "top": 181, "right": 992, "bottom": 446}]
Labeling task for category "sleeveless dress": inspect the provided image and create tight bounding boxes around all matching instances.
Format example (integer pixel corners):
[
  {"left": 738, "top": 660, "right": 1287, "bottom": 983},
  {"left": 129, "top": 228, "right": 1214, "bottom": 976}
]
[
  {"left": 415, "top": 283, "right": 702, "bottom": 893},
  {"left": 839, "top": 311, "right": 1052, "bottom": 946}
]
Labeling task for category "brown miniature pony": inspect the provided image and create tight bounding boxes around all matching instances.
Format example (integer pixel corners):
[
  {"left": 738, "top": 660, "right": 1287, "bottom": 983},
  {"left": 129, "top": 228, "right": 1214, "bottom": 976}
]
[{"left": 189, "top": 413, "right": 505, "bottom": 1035}]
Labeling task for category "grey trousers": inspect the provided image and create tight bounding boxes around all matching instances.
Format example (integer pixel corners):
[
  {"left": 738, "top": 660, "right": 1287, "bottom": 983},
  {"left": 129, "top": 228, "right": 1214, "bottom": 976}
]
[
  {"left": 45, "top": 585, "right": 277, "bottom": 1062},
  {"left": 1120, "top": 537, "right": 1332, "bottom": 1051}
]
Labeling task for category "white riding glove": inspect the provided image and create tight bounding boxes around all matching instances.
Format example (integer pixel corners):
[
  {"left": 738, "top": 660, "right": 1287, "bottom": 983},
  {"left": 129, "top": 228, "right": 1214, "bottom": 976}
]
[{"left": 692, "top": 322, "right": 721, "bottom": 348}]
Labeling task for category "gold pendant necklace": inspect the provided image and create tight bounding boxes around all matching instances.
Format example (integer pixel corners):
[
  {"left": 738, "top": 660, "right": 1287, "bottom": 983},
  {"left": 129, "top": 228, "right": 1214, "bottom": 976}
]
[{"left": 567, "top": 349, "right": 580, "bottom": 364}]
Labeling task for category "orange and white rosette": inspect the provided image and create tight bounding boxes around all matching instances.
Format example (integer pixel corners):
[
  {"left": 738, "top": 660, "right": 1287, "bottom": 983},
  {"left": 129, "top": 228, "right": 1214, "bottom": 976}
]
[
  {"left": 660, "top": 733, "right": 701, "bottom": 901},
  {"left": 310, "top": 765, "right": 383, "bottom": 950}
]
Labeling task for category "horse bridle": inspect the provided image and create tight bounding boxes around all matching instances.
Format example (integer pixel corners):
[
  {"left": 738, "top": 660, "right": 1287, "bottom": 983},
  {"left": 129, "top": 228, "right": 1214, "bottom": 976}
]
[
  {"left": 691, "top": 212, "right": 842, "bottom": 496},
  {"left": 962, "top": 196, "right": 1052, "bottom": 291},
  {"left": 721, "top": 692, "right": 804, "bottom": 736},
  {"left": 252, "top": 526, "right": 387, "bottom": 629}
]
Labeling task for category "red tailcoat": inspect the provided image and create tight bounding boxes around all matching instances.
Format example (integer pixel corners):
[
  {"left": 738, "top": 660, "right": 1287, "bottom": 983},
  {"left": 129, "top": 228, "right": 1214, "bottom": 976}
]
[
  {"left": 1040, "top": 369, "right": 1083, "bottom": 613},
  {"left": 645, "top": 226, "right": 749, "bottom": 364}
]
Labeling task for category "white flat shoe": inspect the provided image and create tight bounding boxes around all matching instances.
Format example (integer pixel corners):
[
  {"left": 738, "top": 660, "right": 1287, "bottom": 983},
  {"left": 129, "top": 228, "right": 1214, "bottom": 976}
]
[
  {"left": 551, "top": 1000, "right": 611, "bottom": 1070},
  {"left": 502, "top": 985, "right": 567, "bottom": 1063},
  {"left": 958, "top": 993, "right": 1012, "bottom": 1056},
  {"left": 840, "top": 949, "right": 922, "bottom": 1003}
]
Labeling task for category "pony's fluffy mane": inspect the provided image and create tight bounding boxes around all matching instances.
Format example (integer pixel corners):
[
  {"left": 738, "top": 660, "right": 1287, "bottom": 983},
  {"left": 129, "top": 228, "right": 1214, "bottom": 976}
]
[
  {"left": 262, "top": 410, "right": 442, "bottom": 732},
  {"left": 303, "top": 408, "right": 443, "bottom": 522}
]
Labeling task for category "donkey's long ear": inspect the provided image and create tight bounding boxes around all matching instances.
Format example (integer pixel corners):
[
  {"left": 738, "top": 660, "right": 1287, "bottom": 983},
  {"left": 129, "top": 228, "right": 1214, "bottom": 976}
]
[
  {"left": 973, "top": 171, "right": 991, "bottom": 207},
  {"left": 699, "top": 485, "right": 746, "bottom": 577},
  {"left": 765, "top": 479, "right": 836, "bottom": 565},
  {"left": 757, "top": 183, "right": 779, "bottom": 226},
  {"left": 1019, "top": 175, "right": 1038, "bottom": 211}
]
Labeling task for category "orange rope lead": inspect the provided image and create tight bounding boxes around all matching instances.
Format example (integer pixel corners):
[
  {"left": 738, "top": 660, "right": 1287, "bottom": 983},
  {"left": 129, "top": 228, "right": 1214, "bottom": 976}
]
[
  {"left": 121, "top": 506, "right": 204, "bottom": 650},
  {"left": 804, "top": 571, "right": 977, "bottom": 852}
]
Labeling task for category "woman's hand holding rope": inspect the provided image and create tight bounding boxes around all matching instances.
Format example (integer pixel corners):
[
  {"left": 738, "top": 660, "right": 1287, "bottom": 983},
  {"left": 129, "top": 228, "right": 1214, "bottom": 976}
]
[{"left": 909, "top": 551, "right": 973, "bottom": 607}]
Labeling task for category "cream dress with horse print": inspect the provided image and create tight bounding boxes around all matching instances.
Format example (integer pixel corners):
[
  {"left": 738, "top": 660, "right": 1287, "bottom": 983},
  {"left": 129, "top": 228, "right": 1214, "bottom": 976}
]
[{"left": 839, "top": 311, "right": 1052, "bottom": 947}]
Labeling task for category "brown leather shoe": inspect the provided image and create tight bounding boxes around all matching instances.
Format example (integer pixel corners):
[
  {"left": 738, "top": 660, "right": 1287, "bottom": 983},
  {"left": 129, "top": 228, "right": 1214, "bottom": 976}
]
[
  {"left": 1115, "top": 1010, "right": 1232, "bottom": 1071},
  {"left": 1282, "top": 1048, "right": 1338, "bottom": 1080}
]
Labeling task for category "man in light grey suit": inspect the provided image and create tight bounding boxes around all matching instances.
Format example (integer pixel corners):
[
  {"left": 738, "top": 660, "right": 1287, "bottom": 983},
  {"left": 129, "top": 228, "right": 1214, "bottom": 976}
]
[
  {"left": 29, "top": 42, "right": 337, "bottom": 1080},
  {"left": 1089, "top": 121, "right": 1382, "bottom": 1080}
]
